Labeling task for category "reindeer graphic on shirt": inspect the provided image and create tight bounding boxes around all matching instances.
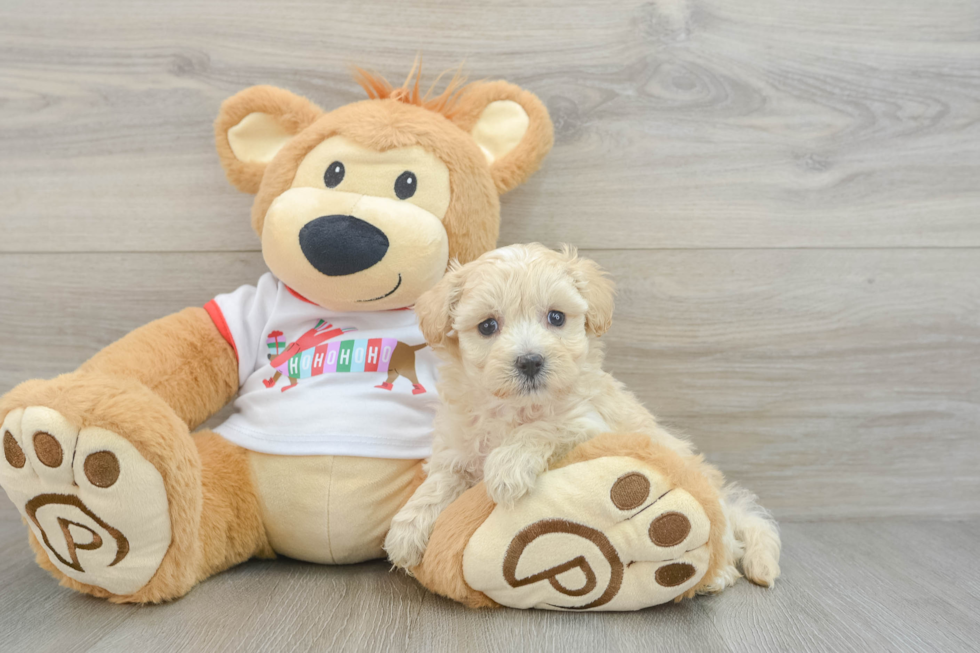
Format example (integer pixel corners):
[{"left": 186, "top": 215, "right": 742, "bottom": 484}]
[{"left": 263, "top": 320, "right": 428, "bottom": 394}]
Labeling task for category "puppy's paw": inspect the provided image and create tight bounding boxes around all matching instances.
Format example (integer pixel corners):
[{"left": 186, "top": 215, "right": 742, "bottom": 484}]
[
  {"left": 699, "top": 563, "right": 742, "bottom": 594},
  {"left": 384, "top": 516, "right": 430, "bottom": 572},
  {"left": 483, "top": 452, "right": 542, "bottom": 508},
  {"left": 742, "top": 546, "right": 781, "bottom": 588}
]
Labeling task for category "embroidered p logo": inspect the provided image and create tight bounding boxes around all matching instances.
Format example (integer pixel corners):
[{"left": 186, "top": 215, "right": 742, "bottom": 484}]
[
  {"left": 25, "top": 493, "right": 130, "bottom": 573},
  {"left": 503, "top": 519, "right": 624, "bottom": 610}
]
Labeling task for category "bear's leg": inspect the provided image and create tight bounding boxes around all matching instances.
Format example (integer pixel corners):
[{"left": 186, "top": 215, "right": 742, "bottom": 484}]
[
  {"left": 0, "top": 373, "right": 271, "bottom": 603},
  {"left": 412, "top": 433, "right": 734, "bottom": 611},
  {"left": 190, "top": 430, "right": 275, "bottom": 582}
]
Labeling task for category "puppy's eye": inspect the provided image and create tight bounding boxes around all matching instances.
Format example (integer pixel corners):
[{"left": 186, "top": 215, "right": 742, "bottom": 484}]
[
  {"left": 394, "top": 171, "right": 417, "bottom": 200},
  {"left": 324, "top": 161, "right": 345, "bottom": 188},
  {"left": 547, "top": 310, "right": 566, "bottom": 327},
  {"left": 478, "top": 318, "right": 498, "bottom": 337}
]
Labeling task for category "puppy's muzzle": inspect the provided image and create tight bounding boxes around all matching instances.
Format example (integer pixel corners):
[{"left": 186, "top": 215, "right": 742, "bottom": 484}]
[
  {"left": 299, "top": 215, "right": 389, "bottom": 276},
  {"left": 516, "top": 353, "right": 545, "bottom": 379}
]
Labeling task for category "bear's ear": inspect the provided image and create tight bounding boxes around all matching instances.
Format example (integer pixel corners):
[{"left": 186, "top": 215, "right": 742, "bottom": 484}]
[
  {"left": 214, "top": 86, "right": 323, "bottom": 194},
  {"left": 451, "top": 81, "right": 554, "bottom": 195}
]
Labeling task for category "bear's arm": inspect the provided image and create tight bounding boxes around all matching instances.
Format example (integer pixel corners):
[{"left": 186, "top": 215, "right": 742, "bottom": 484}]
[{"left": 78, "top": 307, "right": 239, "bottom": 430}]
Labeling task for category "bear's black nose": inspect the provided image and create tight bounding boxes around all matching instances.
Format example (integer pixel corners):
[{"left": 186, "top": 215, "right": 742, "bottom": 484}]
[
  {"left": 299, "top": 215, "right": 389, "bottom": 276},
  {"left": 516, "top": 353, "right": 545, "bottom": 378}
]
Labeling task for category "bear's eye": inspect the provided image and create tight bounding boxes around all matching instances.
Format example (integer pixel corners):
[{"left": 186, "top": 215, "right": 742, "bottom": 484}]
[
  {"left": 324, "top": 161, "right": 345, "bottom": 188},
  {"left": 478, "top": 318, "right": 498, "bottom": 337},
  {"left": 547, "top": 310, "right": 565, "bottom": 327},
  {"left": 394, "top": 171, "right": 417, "bottom": 200}
]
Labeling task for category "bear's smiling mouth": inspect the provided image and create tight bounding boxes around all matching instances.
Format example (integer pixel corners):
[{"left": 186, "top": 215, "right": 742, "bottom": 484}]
[{"left": 356, "top": 273, "right": 402, "bottom": 302}]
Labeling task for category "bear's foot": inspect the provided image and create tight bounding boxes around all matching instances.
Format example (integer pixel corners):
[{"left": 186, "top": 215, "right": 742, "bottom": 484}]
[
  {"left": 413, "top": 433, "right": 728, "bottom": 611},
  {"left": 464, "top": 456, "right": 711, "bottom": 610},
  {"left": 1, "top": 406, "right": 171, "bottom": 596}
]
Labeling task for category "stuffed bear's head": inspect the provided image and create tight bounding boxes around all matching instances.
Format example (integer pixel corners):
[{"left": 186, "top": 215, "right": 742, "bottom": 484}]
[{"left": 214, "top": 66, "right": 553, "bottom": 311}]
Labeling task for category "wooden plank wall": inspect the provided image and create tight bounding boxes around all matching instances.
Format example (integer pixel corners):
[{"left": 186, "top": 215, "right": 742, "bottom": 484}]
[{"left": 1, "top": 0, "right": 978, "bottom": 519}]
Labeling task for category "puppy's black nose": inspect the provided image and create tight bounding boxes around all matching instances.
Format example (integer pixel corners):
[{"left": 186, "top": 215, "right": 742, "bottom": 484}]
[
  {"left": 299, "top": 215, "right": 389, "bottom": 276},
  {"left": 516, "top": 353, "right": 545, "bottom": 378}
]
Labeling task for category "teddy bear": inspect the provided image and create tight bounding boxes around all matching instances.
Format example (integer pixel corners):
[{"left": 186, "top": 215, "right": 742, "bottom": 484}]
[
  {"left": 0, "top": 65, "right": 553, "bottom": 603},
  {"left": 0, "top": 65, "right": 732, "bottom": 611}
]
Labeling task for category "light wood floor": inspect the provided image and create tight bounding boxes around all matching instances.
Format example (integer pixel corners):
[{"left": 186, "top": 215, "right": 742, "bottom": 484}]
[{"left": 1, "top": 0, "right": 978, "bottom": 649}]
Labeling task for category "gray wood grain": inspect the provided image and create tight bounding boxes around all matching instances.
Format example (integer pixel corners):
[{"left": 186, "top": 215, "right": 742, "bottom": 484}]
[
  {"left": 1, "top": 509, "right": 978, "bottom": 653},
  {"left": 1, "top": 249, "right": 976, "bottom": 518},
  {"left": 1, "top": 0, "right": 978, "bottom": 252}
]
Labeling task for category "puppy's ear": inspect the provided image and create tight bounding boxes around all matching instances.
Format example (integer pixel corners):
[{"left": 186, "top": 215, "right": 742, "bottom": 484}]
[
  {"left": 415, "top": 261, "right": 466, "bottom": 353},
  {"left": 563, "top": 246, "right": 616, "bottom": 337},
  {"left": 215, "top": 86, "right": 323, "bottom": 194},
  {"left": 451, "top": 81, "right": 554, "bottom": 195}
]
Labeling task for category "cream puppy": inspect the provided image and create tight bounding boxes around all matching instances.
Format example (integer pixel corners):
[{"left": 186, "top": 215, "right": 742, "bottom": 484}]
[{"left": 384, "top": 243, "right": 781, "bottom": 590}]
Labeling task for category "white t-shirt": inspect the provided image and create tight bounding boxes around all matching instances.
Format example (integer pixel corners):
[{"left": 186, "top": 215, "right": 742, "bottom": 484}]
[{"left": 204, "top": 273, "right": 439, "bottom": 458}]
